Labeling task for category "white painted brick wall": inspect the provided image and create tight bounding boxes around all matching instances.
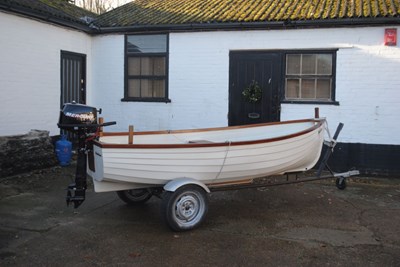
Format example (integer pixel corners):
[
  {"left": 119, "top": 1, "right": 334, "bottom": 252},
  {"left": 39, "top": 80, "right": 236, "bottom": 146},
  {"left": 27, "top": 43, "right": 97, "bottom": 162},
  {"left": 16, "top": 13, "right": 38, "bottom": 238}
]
[
  {"left": 1, "top": 10, "right": 398, "bottom": 146},
  {"left": 0, "top": 12, "right": 92, "bottom": 136},
  {"left": 92, "top": 27, "right": 400, "bottom": 145}
]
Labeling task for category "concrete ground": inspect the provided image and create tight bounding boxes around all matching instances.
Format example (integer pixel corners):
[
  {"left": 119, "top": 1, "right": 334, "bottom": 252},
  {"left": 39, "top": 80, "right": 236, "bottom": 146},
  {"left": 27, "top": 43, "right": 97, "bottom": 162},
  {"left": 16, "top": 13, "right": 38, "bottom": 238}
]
[{"left": 0, "top": 163, "right": 399, "bottom": 266}]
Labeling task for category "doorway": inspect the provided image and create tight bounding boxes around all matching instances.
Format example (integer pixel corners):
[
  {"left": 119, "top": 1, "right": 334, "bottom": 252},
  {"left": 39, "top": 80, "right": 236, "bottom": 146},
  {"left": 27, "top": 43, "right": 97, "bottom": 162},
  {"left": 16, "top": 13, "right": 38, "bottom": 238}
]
[
  {"left": 60, "top": 51, "right": 86, "bottom": 108},
  {"left": 229, "top": 51, "right": 282, "bottom": 126}
]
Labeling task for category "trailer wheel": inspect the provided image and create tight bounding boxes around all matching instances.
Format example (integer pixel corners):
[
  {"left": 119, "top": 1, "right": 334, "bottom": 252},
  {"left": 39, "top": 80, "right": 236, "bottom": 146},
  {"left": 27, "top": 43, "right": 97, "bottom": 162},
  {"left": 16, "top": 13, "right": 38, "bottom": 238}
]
[
  {"left": 336, "top": 177, "right": 347, "bottom": 190},
  {"left": 117, "top": 189, "right": 152, "bottom": 205},
  {"left": 161, "top": 185, "right": 208, "bottom": 232}
]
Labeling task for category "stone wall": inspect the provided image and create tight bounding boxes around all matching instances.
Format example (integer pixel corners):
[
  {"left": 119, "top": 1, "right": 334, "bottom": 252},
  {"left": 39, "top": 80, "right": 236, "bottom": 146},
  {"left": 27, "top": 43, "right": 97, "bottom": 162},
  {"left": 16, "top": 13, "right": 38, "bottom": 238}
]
[{"left": 0, "top": 130, "right": 58, "bottom": 178}]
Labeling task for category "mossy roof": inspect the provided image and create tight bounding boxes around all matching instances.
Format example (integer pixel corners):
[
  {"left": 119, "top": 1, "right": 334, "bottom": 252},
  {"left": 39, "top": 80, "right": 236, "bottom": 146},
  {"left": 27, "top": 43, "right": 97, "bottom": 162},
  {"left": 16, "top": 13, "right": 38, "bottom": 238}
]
[
  {"left": 1, "top": 0, "right": 399, "bottom": 32},
  {"left": 0, "top": 0, "right": 96, "bottom": 27},
  {"left": 95, "top": 0, "right": 400, "bottom": 27}
]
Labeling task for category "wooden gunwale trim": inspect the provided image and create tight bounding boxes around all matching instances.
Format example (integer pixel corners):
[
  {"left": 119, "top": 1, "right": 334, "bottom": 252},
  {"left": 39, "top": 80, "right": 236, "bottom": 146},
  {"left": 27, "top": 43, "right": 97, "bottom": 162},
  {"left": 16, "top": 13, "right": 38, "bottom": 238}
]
[
  {"left": 102, "top": 118, "right": 316, "bottom": 136},
  {"left": 93, "top": 118, "right": 325, "bottom": 149},
  {"left": 207, "top": 178, "right": 254, "bottom": 188}
]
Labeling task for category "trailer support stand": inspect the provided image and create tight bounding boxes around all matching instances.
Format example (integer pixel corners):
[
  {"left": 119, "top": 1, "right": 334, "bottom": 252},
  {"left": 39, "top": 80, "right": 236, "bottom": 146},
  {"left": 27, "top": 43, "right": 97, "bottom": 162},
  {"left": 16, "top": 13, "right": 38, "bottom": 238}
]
[{"left": 316, "top": 122, "right": 344, "bottom": 178}]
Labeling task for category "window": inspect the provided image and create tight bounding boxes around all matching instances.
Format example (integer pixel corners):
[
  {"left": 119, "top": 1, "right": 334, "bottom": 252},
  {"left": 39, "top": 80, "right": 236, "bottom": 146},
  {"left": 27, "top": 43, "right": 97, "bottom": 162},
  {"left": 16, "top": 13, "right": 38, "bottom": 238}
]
[
  {"left": 123, "top": 34, "right": 169, "bottom": 102},
  {"left": 284, "top": 52, "right": 336, "bottom": 103}
]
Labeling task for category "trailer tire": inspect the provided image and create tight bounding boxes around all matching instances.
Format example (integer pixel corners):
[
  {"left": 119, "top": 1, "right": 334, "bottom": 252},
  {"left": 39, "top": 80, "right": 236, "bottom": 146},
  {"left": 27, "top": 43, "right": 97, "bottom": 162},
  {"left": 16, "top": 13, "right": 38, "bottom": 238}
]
[
  {"left": 117, "top": 189, "right": 152, "bottom": 205},
  {"left": 336, "top": 177, "right": 347, "bottom": 190},
  {"left": 161, "top": 185, "right": 208, "bottom": 232}
]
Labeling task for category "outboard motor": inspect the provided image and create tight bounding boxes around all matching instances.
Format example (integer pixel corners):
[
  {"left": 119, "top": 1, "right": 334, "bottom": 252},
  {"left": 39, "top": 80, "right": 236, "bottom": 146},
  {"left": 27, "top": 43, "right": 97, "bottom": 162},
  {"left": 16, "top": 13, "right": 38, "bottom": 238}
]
[{"left": 58, "top": 103, "right": 116, "bottom": 208}]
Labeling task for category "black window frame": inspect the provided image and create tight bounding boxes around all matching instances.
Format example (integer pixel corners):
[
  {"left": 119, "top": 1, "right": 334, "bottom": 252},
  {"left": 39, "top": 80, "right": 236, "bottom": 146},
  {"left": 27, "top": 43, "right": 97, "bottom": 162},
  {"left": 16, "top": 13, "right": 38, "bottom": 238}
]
[
  {"left": 122, "top": 34, "right": 171, "bottom": 103},
  {"left": 281, "top": 50, "right": 339, "bottom": 106}
]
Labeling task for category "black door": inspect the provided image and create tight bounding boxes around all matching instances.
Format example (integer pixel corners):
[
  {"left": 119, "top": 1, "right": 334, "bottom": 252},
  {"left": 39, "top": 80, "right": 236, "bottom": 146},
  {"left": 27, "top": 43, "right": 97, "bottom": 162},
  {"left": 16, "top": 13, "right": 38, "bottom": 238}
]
[
  {"left": 60, "top": 51, "right": 86, "bottom": 108},
  {"left": 229, "top": 52, "right": 282, "bottom": 126}
]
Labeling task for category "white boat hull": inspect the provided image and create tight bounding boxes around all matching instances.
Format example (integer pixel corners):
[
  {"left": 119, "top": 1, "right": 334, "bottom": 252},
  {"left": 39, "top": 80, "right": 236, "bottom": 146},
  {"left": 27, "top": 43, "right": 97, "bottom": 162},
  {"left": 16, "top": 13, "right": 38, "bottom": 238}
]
[{"left": 88, "top": 119, "right": 326, "bottom": 192}]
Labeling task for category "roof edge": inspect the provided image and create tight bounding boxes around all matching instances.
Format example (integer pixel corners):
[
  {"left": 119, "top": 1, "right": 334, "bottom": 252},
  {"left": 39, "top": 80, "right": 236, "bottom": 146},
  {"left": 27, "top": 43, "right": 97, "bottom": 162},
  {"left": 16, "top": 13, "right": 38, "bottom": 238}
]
[
  {"left": 1, "top": 2, "right": 399, "bottom": 35},
  {"left": 0, "top": 3, "right": 93, "bottom": 32},
  {"left": 94, "top": 17, "right": 400, "bottom": 34}
]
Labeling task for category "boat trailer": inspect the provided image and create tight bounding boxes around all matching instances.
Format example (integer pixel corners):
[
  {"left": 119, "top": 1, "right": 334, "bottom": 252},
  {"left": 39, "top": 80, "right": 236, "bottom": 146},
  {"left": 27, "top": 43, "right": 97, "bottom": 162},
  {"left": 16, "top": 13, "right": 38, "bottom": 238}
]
[{"left": 58, "top": 103, "right": 360, "bottom": 231}]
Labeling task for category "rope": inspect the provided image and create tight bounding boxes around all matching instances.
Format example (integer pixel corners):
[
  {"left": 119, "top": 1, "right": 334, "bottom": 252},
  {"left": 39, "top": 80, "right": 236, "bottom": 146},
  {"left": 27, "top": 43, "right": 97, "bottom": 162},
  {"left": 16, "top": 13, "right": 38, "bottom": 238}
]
[
  {"left": 215, "top": 141, "right": 231, "bottom": 181},
  {"left": 323, "top": 120, "right": 338, "bottom": 150},
  {"left": 324, "top": 119, "right": 332, "bottom": 141}
]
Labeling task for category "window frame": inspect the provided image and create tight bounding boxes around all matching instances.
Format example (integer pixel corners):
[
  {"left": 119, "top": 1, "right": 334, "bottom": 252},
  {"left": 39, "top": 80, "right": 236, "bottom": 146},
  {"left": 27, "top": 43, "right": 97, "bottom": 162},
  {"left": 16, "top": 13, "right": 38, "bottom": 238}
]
[
  {"left": 122, "top": 34, "right": 171, "bottom": 103},
  {"left": 281, "top": 50, "right": 339, "bottom": 105}
]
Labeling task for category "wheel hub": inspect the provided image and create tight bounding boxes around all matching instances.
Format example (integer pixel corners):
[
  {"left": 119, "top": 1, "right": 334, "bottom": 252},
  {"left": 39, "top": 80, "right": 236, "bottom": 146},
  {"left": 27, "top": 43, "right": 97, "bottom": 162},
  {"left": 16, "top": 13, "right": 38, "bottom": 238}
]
[{"left": 176, "top": 195, "right": 199, "bottom": 222}]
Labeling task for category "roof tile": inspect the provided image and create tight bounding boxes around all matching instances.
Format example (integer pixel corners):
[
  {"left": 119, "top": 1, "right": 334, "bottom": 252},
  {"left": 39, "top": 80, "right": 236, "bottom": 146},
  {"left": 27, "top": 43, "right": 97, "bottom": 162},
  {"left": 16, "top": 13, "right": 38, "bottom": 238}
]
[
  {"left": 0, "top": 0, "right": 96, "bottom": 25},
  {"left": 93, "top": 0, "right": 400, "bottom": 27}
]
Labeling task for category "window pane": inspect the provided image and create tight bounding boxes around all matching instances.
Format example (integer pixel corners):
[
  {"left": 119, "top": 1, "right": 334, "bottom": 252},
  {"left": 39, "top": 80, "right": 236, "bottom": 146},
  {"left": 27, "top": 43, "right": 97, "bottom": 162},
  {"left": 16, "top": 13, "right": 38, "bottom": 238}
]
[
  {"left": 286, "top": 79, "right": 300, "bottom": 98},
  {"left": 302, "top": 54, "right": 316, "bottom": 74},
  {"left": 153, "top": 80, "right": 165, "bottom": 97},
  {"left": 128, "top": 57, "right": 140, "bottom": 75},
  {"left": 301, "top": 79, "right": 315, "bottom": 99},
  {"left": 128, "top": 79, "right": 140, "bottom": 97},
  {"left": 286, "top": 54, "right": 301, "bottom": 75},
  {"left": 140, "top": 57, "right": 153, "bottom": 75},
  {"left": 317, "top": 54, "right": 332, "bottom": 75},
  {"left": 125, "top": 34, "right": 168, "bottom": 100},
  {"left": 285, "top": 52, "right": 334, "bottom": 101},
  {"left": 127, "top": 35, "right": 167, "bottom": 53},
  {"left": 153, "top": 57, "right": 166, "bottom": 75},
  {"left": 316, "top": 79, "right": 331, "bottom": 99},
  {"left": 141, "top": 79, "right": 152, "bottom": 97}
]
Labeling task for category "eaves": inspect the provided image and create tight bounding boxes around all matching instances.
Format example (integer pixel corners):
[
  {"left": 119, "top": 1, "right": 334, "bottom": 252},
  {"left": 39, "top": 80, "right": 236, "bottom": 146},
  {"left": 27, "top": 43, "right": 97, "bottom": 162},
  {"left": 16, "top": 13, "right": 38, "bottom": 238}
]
[
  {"left": 93, "top": 17, "right": 400, "bottom": 35},
  {"left": 0, "top": 3, "right": 93, "bottom": 33}
]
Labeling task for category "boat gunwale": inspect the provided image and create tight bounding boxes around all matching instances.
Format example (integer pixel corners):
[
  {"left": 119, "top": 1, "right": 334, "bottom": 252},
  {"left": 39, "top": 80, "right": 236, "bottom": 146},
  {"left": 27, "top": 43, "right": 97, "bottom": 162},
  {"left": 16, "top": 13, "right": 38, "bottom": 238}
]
[{"left": 93, "top": 118, "right": 325, "bottom": 149}]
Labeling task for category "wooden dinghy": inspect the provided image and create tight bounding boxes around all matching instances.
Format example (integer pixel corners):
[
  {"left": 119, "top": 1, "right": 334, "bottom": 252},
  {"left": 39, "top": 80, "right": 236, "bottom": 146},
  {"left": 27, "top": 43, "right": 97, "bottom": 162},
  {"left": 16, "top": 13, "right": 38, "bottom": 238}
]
[
  {"left": 88, "top": 118, "right": 326, "bottom": 193},
  {"left": 59, "top": 103, "right": 359, "bottom": 231}
]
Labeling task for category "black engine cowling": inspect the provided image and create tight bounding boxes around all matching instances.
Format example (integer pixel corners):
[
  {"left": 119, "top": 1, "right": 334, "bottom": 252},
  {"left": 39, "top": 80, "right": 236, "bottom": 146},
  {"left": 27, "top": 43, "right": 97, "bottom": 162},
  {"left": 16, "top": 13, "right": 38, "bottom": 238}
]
[
  {"left": 58, "top": 103, "right": 98, "bottom": 133},
  {"left": 57, "top": 103, "right": 116, "bottom": 208}
]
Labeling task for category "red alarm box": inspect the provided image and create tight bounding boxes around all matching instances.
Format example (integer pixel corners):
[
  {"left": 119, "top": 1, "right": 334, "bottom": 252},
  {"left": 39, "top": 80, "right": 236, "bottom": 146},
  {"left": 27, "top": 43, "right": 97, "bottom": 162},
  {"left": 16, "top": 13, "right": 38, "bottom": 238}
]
[{"left": 384, "top": 28, "right": 397, "bottom": 46}]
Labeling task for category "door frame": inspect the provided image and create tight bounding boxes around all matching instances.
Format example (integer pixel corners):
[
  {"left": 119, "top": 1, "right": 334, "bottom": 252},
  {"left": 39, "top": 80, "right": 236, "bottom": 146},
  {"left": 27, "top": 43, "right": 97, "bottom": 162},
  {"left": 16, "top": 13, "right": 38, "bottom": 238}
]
[
  {"left": 60, "top": 50, "right": 87, "bottom": 108},
  {"left": 228, "top": 50, "right": 283, "bottom": 126}
]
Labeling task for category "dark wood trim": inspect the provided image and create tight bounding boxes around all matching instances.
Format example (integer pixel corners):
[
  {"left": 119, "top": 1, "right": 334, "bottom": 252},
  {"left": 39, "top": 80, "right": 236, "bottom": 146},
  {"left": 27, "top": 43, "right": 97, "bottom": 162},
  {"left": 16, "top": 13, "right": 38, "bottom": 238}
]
[{"left": 93, "top": 118, "right": 325, "bottom": 149}]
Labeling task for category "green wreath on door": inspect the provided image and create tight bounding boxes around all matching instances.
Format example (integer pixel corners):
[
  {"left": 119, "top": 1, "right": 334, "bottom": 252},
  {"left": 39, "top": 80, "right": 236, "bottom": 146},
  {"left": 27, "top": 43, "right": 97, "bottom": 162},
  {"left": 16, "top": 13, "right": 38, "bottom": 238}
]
[{"left": 242, "top": 80, "right": 262, "bottom": 103}]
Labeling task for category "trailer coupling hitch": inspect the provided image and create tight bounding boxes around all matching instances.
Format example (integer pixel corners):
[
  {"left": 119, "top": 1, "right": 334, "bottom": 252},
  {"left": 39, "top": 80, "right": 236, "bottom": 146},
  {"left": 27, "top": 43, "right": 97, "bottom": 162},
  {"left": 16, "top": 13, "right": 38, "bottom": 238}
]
[{"left": 66, "top": 183, "right": 86, "bottom": 209}]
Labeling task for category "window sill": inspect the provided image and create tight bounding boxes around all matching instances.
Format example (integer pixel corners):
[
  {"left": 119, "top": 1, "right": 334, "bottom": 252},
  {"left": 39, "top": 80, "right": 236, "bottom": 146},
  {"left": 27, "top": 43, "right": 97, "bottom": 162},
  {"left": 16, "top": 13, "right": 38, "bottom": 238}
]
[
  {"left": 121, "top": 97, "right": 171, "bottom": 103},
  {"left": 281, "top": 100, "right": 339, "bottom": 106}
]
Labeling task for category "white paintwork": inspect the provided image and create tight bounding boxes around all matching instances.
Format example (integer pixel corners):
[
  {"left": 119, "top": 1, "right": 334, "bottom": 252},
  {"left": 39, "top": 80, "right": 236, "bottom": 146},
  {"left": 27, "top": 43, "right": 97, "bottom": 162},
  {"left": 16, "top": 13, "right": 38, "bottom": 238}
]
[
  {"left": 92, "top": 27, "right": 400, "bottom": 145},
  {"left": 0, "top": 12, "right": 92, "bottom": 136},
  {"left": 1, "top": 8, "right": 399, "bottom": 147},
  {"left": 88, "top": 119, "right": 325, "bottom": 192}
]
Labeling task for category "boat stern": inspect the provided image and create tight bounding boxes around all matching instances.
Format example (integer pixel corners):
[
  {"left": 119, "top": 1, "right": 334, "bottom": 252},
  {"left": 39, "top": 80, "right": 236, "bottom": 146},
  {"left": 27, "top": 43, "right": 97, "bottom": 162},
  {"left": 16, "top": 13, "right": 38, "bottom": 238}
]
[{"left": 87, "top": 143, "right": 104, "bottom": 183}]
